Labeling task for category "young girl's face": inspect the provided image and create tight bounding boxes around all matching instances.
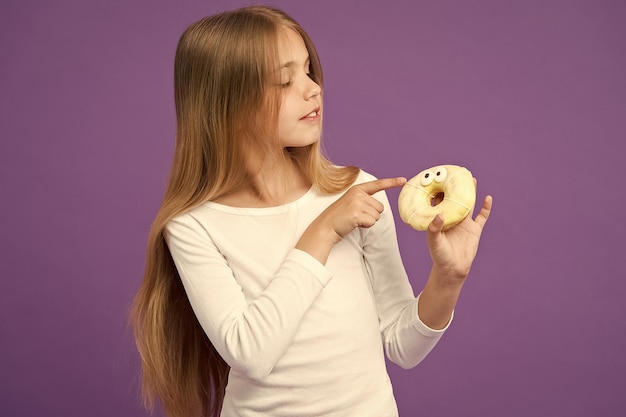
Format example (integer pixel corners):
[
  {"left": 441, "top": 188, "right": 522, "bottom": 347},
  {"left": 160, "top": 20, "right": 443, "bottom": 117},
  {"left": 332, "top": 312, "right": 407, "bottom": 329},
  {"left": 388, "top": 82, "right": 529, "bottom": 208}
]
[{"left": 276, "top": 29, "right": 322, "bottom": 148}]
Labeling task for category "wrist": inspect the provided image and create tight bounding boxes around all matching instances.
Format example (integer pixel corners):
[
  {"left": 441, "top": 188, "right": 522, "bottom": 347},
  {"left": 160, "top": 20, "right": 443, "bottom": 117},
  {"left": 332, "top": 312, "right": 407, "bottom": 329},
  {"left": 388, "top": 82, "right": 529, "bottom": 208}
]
[
  {"left": 296, "top": 219, "right": 336, "bottom": 264},
  {"left": 430, "top": 264, "right": 467, "bottom": 289},
  {"left": 419, "top": 270, "right": 465, "bottom": 330}
]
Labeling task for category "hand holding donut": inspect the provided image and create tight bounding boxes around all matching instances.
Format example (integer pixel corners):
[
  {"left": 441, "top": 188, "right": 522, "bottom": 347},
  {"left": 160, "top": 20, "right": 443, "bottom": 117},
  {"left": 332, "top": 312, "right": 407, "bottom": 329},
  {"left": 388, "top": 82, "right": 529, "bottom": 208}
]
[
  {"left": 426, "top": 193, "right": 493, "bottom": 280},
  {"left": 418, "top": 195, "right": 492, "bottom": 329},
  {"left": 398, "top": 164, "right": 492, "bottom": 280}
]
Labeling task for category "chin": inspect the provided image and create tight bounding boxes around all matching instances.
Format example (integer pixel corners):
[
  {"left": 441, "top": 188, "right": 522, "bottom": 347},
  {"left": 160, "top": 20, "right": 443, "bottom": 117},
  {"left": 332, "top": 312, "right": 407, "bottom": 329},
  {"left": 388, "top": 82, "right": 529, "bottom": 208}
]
[{"left": 283, "top": 137, "right": 320, "bottom": 148}]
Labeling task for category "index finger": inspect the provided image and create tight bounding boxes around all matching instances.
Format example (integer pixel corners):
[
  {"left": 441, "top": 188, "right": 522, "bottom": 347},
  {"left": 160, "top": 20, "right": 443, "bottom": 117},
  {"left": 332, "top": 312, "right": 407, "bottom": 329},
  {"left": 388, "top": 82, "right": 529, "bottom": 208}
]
[{"left": 357, "top": 177, "right": 407, "bottom": 195}]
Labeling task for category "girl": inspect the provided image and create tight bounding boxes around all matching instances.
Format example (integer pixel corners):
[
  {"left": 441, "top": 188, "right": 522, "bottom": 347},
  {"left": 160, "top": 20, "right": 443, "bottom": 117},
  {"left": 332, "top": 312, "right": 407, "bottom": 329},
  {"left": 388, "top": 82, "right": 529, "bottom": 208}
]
[{"left": 131, "top": 5, "right": 492, "bottom": 417}]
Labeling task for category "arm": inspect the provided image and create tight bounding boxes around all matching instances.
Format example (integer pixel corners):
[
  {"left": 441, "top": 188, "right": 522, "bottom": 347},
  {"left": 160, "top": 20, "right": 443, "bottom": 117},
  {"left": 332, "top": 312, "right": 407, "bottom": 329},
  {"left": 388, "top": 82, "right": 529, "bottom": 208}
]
[
  {"left": 360, "top": 176, "right": 492, "bottom": 368},
  {"left": 296, "top": 173, "right": 457, "bottom": 369},
  {"left": 166, "top": 214, "right": 331, "bottom": 380},
  {"left": 418, "top": 195, "right": 493, "bottom": 329},
  {"left": 360, "top": 185, "right": 449, "bottom": 369}
]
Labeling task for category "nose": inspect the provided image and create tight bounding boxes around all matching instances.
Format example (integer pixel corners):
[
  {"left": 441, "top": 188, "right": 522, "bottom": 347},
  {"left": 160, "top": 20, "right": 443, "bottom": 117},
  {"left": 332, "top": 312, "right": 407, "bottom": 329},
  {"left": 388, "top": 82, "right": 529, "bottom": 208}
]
[{"left": 304, "top": 76, "right": 321, "bottom": 100}]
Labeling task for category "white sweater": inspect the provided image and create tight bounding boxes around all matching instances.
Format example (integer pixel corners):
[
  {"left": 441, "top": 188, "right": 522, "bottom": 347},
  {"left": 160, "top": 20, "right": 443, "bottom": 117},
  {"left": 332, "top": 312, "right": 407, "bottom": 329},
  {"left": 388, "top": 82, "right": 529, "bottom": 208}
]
[{"left": 165, "top": 171, "right": 450, "bottom": 417}]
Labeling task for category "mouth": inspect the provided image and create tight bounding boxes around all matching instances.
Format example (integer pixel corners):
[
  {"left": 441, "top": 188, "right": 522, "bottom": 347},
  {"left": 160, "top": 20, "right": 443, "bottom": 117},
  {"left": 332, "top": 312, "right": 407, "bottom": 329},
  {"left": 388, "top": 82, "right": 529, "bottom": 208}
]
[{"left": 301, "top": 107, "right": 321, "bottom": 120}]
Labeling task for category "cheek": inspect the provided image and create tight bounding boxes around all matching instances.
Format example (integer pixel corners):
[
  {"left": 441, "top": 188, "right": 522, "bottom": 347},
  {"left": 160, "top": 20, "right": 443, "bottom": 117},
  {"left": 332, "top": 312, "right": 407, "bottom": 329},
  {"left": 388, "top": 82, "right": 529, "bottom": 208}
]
[
  {"left": 276, "top": 114, "right": 294, "bottom": 143},
  {"left": 277, "top": 102, "right": 288, "bottom": 120},
  {"left": 278, "top": 105, "right": 296, "bottom": 128}
]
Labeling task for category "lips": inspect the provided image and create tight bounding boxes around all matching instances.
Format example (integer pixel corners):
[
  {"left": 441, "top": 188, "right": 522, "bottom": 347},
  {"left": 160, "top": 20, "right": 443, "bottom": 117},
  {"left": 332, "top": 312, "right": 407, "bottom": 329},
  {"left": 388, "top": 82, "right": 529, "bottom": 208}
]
[{"left": 301, "top": 107, "right": 321, "bottom": 120}]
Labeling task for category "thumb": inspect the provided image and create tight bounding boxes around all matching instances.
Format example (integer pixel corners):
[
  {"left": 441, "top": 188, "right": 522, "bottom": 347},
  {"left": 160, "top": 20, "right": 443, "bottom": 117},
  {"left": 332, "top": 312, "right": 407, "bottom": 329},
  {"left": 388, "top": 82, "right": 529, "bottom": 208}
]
[
  {"left": 427, "top": 214, "right": 445, "bottom": 247},
  {"left": 428, "top": 214, "right": 445, "bottom": 234}
]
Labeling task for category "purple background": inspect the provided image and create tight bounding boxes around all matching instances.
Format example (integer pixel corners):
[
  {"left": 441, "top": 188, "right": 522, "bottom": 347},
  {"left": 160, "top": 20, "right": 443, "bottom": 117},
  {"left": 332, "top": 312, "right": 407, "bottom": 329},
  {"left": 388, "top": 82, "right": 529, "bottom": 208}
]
[{"left": 1, "top": 0, "right": 625, "bottom": 416}]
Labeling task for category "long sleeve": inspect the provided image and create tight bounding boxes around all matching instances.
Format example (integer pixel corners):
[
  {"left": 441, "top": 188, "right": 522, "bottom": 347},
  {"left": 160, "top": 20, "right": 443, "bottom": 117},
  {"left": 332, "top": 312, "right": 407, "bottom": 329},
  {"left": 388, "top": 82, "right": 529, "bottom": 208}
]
[
  {"left": 360, "top": 177, "right": 451, "bottom": 369},
  {"left": 165, "top": 213, "right": 331, "bottom": 380}
]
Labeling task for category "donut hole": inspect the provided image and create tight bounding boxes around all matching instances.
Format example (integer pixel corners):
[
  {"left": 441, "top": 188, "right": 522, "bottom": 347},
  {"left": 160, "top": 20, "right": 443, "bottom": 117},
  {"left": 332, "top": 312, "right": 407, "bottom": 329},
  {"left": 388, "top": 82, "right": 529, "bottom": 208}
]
[{"left": 431, "top": 192, "right": 444, "bottom": 207}]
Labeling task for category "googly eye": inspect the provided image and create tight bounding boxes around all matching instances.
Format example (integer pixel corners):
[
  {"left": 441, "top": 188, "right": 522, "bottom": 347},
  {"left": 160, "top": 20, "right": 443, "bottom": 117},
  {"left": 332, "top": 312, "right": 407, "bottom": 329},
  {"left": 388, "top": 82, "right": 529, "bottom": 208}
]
[
  {"left": 433, "top": 166, "right": 448, "bottom": 183},
  {"left": 420, "top": 171, "right": 434, "bottom": 186}
]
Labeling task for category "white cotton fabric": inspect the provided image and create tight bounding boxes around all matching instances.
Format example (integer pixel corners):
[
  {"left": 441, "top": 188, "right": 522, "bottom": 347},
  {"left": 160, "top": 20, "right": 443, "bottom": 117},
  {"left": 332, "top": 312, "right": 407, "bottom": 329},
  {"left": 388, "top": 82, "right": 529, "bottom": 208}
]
[{"left": 165, "top": 170, "right": 451, "bottom": 417}]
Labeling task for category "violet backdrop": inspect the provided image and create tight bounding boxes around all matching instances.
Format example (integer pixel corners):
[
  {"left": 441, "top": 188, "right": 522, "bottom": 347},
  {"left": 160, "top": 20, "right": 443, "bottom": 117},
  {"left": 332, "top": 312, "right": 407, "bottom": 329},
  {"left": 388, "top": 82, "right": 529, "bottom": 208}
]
[{"left": 1, "top": 0, "right": 625, "bottom": 416}]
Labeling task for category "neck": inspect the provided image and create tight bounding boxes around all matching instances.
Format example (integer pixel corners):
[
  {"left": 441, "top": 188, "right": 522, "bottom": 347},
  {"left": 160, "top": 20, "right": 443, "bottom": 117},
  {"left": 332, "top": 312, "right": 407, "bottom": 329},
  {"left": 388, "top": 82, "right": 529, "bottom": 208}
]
[{"left": 216, "top": 150, "right": 311, "bottom": 208}]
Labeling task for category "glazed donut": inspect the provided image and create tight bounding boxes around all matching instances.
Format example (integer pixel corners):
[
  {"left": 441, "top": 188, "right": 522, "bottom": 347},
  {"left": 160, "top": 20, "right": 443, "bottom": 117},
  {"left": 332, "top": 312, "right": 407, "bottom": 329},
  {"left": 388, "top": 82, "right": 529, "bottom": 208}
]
[{"left": 398, "top": 165, "right": 476, "bottom": 231}]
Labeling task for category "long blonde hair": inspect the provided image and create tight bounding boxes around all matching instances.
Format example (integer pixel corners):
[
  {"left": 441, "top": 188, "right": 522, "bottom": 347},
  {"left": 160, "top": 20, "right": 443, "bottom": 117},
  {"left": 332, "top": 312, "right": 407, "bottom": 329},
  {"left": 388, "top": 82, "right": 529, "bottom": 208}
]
[{"left": 130, "top": 6, "right": 359, "bottom": 417}]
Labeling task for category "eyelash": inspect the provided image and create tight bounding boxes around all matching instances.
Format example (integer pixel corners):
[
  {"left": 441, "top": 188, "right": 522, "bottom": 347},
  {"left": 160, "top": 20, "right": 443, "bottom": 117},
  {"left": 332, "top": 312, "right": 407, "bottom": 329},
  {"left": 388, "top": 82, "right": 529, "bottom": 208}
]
[{"left": 280, "top": 72, "right": 314, "bottom": 88}]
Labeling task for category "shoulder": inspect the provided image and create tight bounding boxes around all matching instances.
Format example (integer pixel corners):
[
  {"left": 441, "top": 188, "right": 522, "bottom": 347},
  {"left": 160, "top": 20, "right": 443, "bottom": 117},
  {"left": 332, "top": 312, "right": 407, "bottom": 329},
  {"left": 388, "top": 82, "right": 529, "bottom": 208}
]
[
  {"left": 165, "top": 204, "right": 213, "bottom": 241},
  {"left": 165, "top": 211, "right": 200, "bottom": 243}
]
